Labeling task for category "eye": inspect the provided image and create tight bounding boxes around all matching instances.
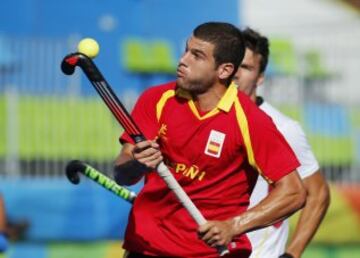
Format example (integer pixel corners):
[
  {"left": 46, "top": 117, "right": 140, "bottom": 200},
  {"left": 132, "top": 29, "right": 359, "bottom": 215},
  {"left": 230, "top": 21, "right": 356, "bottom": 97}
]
[
  {"left": 193, "top": 52, "right": 200, "bottom": 59},
  {"left": 191, "top": 49, "right": 205, "bottom": 60},
  {"left": 241, "top": 64, "right": 251, "bottom": 71}
]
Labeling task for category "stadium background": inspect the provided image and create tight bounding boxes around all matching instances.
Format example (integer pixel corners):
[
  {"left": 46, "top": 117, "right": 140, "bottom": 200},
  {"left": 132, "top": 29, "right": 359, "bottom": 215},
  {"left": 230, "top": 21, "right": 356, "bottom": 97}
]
[{"left": 0, "top": 0, "right": 359, "bottom": 257}]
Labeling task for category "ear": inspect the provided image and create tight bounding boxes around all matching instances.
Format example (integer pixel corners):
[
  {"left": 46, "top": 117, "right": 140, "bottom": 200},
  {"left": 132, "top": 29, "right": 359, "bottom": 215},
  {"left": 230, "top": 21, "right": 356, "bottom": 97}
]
[
  {"left": 256, "top": 73, "right": 265, "bottom": 86},
  {"left": 217, "top": 63, "right": 235, "bottom": 80}
]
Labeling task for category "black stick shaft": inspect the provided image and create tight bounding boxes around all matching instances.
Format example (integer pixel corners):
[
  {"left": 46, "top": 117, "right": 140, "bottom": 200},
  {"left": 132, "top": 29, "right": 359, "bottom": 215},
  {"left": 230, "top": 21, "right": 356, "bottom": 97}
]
[{"left": 66, "top": 160, "right": 136, "bottom": 203}]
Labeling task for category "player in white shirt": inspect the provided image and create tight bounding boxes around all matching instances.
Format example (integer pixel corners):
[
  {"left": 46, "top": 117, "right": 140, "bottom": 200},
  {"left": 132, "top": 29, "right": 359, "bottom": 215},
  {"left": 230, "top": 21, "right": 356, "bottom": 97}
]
[{"left": 233, "top": 28, "right": 330, "bottom": 258}]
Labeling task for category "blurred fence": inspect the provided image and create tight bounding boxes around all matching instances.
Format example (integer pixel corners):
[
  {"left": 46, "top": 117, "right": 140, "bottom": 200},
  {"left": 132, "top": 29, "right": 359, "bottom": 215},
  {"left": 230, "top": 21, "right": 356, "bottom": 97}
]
[
  {"left": 0, "top": 36, "right": 121, "bottom": 178},
  {"left": 261, "top": 35, "right": 360, "bottom": 183},
  {"left": 0, "top": 35, "right": 359, "bottom": 183}
]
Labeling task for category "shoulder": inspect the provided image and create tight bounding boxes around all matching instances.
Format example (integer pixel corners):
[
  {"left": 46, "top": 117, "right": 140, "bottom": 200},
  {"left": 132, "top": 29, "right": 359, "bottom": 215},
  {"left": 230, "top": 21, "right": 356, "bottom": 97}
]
[
  {"left": 236, "top": 90, "right": 256, "bottom": 107},
  {"left": 235, "top": 91, "right": 274, "bottom": 125},
  {"left": 236, "top": 91, "right": 264, "bottom": 115},
  {"left": 260, "top": 102, "right": 320, "bottom": 177}
]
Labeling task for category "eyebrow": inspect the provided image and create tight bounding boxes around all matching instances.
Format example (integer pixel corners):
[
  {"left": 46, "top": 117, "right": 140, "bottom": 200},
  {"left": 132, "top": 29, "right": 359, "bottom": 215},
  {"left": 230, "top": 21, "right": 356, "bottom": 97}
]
[
  {"left": 240, "top": 63, "right": 253, "bottom": 69},
  {"left": 191, "top": 48, "right": 206, "bottom": 58},
  {"left": 185, "top": 40, "right": 207, "bottom": 58}
]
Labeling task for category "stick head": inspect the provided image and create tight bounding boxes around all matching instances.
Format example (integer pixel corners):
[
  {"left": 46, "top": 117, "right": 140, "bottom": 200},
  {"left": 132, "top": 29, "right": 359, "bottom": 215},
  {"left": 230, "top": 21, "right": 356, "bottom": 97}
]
[
  {"left": 61, "top": 53, "right": 104, "bottom": 82},
  {"left": 65, "top": 160, "right": 86, "bottom": 184},
  {"left": 61, "top": 53, "right": 83, "bottom": 75}
]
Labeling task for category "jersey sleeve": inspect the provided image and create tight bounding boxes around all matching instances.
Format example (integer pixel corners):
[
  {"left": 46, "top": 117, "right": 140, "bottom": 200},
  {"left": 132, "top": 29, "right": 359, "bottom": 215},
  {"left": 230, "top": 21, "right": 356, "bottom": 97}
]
[
  {"left": 279, "top": 121, "right": 320, "bottom": 179},
  {"left": 119, "top": 88, "right": 161, "bottom": 144},
  {"left": 245, "top": 103, "right": 300, "bottom": 183}
]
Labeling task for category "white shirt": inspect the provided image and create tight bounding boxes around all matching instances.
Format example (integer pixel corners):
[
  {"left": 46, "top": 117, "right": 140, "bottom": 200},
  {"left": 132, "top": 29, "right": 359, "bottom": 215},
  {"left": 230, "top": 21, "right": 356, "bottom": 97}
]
[{"left": 248, "top": 99, "right": 319, "bottom": 258}]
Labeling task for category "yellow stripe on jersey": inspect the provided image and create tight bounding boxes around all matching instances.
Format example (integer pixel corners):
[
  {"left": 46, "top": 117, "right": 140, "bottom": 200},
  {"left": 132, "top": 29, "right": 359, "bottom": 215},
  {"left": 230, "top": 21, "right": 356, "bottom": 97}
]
[
  {"left": 217, "top": 82, "right": 238, "bottom": 111},
  {"left": 187, "top": 83, "right": 238, "bottom": 120},
  {"left": 234, "top": 98, "right": 273, "bottom": 184},
  {"left": 188, "top": 101, "right": 220, "bottom": 120},
  {"left": 156, "top": 90, "right": 175, "bottom": 121}
]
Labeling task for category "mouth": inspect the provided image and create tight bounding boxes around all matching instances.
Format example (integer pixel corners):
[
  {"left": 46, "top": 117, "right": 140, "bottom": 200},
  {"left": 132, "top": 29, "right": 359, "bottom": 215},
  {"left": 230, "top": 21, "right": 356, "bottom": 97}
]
[{"left": 176, "top": 67, "right": 186, "bottom": 78}]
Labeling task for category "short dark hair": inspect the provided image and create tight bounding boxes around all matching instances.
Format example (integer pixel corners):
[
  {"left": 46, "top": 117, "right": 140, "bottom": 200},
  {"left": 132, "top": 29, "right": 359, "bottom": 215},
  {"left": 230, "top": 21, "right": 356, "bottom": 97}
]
[
  {"left": 242, "top": 28, "right": 269, "bottom": 73},
  {"left": 193, "top": 22, "right": 245, "bottom": 78}
]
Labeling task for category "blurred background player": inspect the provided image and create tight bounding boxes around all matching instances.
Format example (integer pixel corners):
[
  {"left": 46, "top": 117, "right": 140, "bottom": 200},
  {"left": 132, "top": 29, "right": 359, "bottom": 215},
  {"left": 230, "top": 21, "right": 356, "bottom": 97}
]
[
  {"left": 0, "top": 195, "right": 8, "bottom": 253},
  {"left": 232, "top": 28, "right": 330, "bottom": 258},
  {"left": 0, "top": 194, "right": 29, "bottom": 253},
  {"left": 114, "top": 22, "right": 306, "bottom": 258}
]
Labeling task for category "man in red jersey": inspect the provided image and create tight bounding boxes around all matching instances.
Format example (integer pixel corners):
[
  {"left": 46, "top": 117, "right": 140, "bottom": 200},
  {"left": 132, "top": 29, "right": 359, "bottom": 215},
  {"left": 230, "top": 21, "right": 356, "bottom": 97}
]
[{"left": 114, "top": 22, "right": 306, "bottom": 258}]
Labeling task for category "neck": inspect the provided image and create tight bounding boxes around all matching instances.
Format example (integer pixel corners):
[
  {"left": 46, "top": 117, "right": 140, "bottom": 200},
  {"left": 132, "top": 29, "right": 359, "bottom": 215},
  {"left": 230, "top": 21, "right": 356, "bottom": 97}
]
[
  {"left": 250, "top": 92, "right": 257, "bottom": 103},
  {"left": 192, "top": 83, "right": 227, "bottom": 112}
]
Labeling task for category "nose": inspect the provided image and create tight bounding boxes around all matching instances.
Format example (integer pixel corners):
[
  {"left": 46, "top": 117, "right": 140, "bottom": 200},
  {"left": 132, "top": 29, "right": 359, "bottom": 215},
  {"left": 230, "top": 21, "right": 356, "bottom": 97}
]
[{"left": 179, "top": 51, "right": 189, "bottom": 66}]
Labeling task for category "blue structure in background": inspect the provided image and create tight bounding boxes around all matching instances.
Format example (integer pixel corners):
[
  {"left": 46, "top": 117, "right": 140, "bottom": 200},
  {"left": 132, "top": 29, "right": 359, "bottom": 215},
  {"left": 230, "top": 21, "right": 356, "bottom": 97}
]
[
  {"left": 0, "top": 0, "right": 241, "bottom": 241},
  {"left": 0, "top": 0, "right": 240, "bottom": 96},
  {"left": 304, "top": 103, "right": 351, "bottom": 137},
  {"left": 1, "top": 179, "right": 142, "bottom": 240}
]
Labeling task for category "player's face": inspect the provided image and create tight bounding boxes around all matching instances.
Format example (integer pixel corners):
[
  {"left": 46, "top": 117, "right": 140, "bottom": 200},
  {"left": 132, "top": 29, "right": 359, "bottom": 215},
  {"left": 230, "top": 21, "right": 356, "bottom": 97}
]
[
  {"left": 176, "top": 36, "right": 218, "bottom": 93},
  {"left": 233, "top": 48, "right": 264, "bottom": 98}
]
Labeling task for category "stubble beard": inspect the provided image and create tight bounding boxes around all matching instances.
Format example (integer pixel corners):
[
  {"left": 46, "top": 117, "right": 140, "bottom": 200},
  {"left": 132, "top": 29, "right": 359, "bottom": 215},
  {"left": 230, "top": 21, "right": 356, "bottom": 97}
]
[{"left": 176, "top": 76, "right": 214, "bottom": 95}]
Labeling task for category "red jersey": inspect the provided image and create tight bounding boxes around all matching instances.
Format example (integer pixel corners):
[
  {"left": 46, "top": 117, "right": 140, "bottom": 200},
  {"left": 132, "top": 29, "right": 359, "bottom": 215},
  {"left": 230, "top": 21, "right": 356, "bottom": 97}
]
[{"left": 120, "top": 82, "right": 299, "bottom": 258}]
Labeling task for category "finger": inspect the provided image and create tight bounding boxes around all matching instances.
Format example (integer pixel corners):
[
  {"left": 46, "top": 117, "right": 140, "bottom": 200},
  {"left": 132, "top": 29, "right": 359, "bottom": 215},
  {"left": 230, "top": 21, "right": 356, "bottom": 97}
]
[
  {"left": 150, "top": 140, "right": 160, "bottom": 149},
  {"left": 198, "top": 223, "right": 212, "bottom": 234},
  {"left": 143, "top": 155, "right": 163, "bottom": 168},
  {"left": 207, "top": 235, "right": 220, "bottom": 246},
  {"left": 133, "top": 140, "right": 153, "bottom": 153},
  {"left": 201, "top": 226, "right": 220, "bottom": 242},
  {"left": 136, "top": 148, "right": 162, "bottom": 162},
  {"left": 198, "top": 222, "right": 217, "bottom": 240},
  {"left": 211, "top": 238, "right": 227, "bottom": 247},
  {"left": 137, "top": 153, "right": 162, "bottom": 166},
  {"left": 134, "top": 146, "right": 161, "bottom": 159}
]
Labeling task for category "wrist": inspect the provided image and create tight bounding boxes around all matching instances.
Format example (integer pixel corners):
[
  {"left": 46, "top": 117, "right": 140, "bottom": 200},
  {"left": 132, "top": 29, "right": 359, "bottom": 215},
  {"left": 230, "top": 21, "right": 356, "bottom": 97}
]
[
  {"left": 114, "top": 160, "right": 151, "bottom": 185},
  {"left": 224, "top": 218, "right": 237, "bottom": 239},
  {"left": 229, "top": 215, "right": 246, "bottom": 236},
  {"left": 286, "top": 245, "right": 302, "bottom": 258},
  {"left": 279, "top": 252, "right": 294, "bottom": 258}
]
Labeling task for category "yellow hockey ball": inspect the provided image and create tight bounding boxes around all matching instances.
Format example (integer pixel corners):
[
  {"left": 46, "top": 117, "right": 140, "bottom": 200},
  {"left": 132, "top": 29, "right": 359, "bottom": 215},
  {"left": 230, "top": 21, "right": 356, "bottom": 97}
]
[{"left": 77, "top": 38, "right": 100, "bottom": 58}]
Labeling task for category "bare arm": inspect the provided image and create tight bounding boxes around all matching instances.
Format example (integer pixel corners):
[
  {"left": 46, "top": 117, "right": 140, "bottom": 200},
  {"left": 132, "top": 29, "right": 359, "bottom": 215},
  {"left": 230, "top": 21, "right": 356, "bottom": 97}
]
[
  {"left": 284, "top": 171, "right": 330, "bottom": 258},
  {"left": 199, "top": 171, "right": 306, "bottom": 247},
  {"left": 114, "top": 143, "right": 134, "bottom": 166}
]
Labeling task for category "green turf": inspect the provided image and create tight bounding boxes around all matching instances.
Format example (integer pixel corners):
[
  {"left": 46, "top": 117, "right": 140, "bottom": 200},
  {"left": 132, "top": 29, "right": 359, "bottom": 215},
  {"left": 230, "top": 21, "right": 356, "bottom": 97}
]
[
  {"left": 0, "top": 96, "right": 6, "bottom": 156},
  {"left": 277, "top": 104, "right": 303, "bottom": 122},
  {"left": 0, "top": 96, "right": 123, "bottom": 160},
  {"left": 0, "top": 97, "right": 358, "bottom": 164},
  {"left": 276, "top": 104, "right": 355, "bottom": 165},
  {"left": 303, "top": 245, "right": 360, "bottom": 258},
  {"left": 349, "top": 106, "right": 360, "bottom": 129},
  {"left": 289, "top": 185, "right": 360, "bottom": 244},
  {"left": 303, "top": 245, "right": 332, "bottom": 258},
  {"left": 49, "top": 241, "right": 107, "bottom": 258},
  {"left": 0, "top": 242, "right": 359, "bottom": 258},
  {"left": 307, "top": 135, "right": 354, "bottom": 164}
]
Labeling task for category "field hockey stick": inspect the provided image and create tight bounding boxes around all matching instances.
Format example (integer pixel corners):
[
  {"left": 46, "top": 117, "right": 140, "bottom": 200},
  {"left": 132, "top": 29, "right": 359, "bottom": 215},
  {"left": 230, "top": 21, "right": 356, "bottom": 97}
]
[
  {"left": 61, "top": 53, "right": 229, "bottom": 256},
  {"left": 66, "top": 160, "right": 137, "bottom": 203}
]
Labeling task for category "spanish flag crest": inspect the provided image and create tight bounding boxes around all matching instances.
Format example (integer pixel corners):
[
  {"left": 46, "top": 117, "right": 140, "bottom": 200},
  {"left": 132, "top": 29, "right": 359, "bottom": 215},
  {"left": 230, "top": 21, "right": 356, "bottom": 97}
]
[{"left": 204, "top": 130, "right": 226, "bottom": 158}]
